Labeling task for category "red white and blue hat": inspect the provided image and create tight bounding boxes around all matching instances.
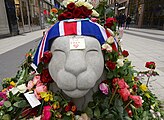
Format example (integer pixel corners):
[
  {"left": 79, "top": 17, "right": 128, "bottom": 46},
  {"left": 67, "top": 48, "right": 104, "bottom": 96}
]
[{"left": 33, "top": 19, "right": 118, "bottom": 66}]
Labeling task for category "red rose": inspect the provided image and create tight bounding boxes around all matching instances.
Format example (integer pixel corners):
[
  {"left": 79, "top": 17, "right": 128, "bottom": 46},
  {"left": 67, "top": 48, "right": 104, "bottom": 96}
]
[
  {"left": 67, "top": 2, "right": 76, "bottom": 11},
  {"left": 126, "top": 108, "right": 133, "bottom": 117},
  {"left": 119, "top": 88, "right": 130, "bottom": 101},
  {"left": 43, "top": 10, "right": 49, "bottom": 15},
  {"left": 106, "top": 60, "right": 116, "bottom": 70},
  {"left": 130, "top": 95, "right": 142, "bottom": 108},
  {"left": 79, "top": 6, "right": 92, "bottom": 18},
  {"left": 58, "top": 13, "right": 66, "bottom": 21},
  {"left": 21, "top": 107, "right": 38, "bottom": 118},
  {"left": 63, "top": 11, "right": 73, "bottom": 19},
  {"left": 117, "top": 79, "right": 129, "bottom": 89},
  {"left": 40, "top": 69, "right": 53, "bottom": 83},
  {"left": 112, "top": 78, "right": 120, "bottom": 87},
  {"left": 132, "top": 84, "right": 138, "bottom": 92},
  {"left": 122, "top": 50, "right": 129, "bottom": 57},
  {"left": 73, "top": 7, "right": 82, "bottom": 18},
  {"left": 105, "top": 17, "right": 117, "bottom": 29},
  {"left": 40, "top": 51, "right": 52, "bottom": 64},
  {"left": 65, "top": 105, "right": 71, "bottom": 112},
  {"left": 145, "top": 61, "right": 156, "bottom": 69}
]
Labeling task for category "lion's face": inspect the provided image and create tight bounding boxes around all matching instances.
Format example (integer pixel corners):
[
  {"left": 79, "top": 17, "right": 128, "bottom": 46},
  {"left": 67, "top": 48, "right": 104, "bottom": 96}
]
[{"left": 48, "top": 36, "right": 104, "bottom": 98}]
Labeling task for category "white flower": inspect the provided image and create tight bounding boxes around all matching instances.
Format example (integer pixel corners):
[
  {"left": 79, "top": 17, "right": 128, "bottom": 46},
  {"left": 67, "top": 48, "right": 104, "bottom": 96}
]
[
  {"left": 133, "top": 73, "right": 138, "bottom": 77},
  {"left": 117, "top": 59, "right": 124, "bottom": 67},
  {"left": 152, "top": 113, "right": 156, "bottom": 118},
  {"left": 17, "top": 84, "right": 27, "bottom": 93},
  {"left": 91, "top": 9, "right": 99, "bottom": 17},
  {"left": 107, "top": 36, "right": 114, "bottom": 44},
  {"left": 83, "top": 2, "right": 93, "bottom": 9},
  {"left": 150, "top": 109, "right": 154, "bottom": 114},
  {"left": 10, "top": 87, "right": 19, "bottom": 95},
  {"left": 156, "top": 112, "right": 161, "bottom": 117},
  {"left": 102, "top": 43, "right": 112, "bottom": 52},
  {"left": 62, "top": 0, "right": 76, "bottom": 7},
  {"left": 75, "top": 0, "right": 85, "bottom": 7}
]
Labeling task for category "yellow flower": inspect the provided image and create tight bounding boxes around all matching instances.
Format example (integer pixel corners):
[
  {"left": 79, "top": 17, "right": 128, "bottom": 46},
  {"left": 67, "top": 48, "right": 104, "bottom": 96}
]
[
  {"left": 140, "top": 84, "right": 148, "bottom": 92},
  {"left": 40, "top": 91, "right": 53, "bottom": 102},
  {"left": 145, "top": 92, "right": 151, "bottom": 98},
  {"left": 10, "top": 81, "right": 16, "bottom": 87}
]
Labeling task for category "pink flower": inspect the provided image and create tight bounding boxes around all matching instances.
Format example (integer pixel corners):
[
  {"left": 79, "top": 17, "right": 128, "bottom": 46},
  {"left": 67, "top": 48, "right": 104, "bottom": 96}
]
[
  {"left": 27, "top": 80, "right": 34, "bottom": 90},
  {"left": 130, "top": 95, "right": 142, "bottom": 108},
  {"left": 99, "top": 83, "right": 109, "bottom": 95},
  {"left": 117, "top": 79, "right": 129, "bottom": 89},
  {"left": 33, "top": 75, "right": 41, "bottom": 85},
  {"left": 0, "top": 92, "right": 8, "bottom": 106},
  {"left": 119, "top": 88, "right": 130, "bottom": 101},
  {"left": 34, "top": 85, "right": 47, "bottom": 100},
  {"left": 91, "top": 18, "right": 98, "bottom": 22},
  {"left": 41, "top": 105, "right": 52, "bottom": 120}
]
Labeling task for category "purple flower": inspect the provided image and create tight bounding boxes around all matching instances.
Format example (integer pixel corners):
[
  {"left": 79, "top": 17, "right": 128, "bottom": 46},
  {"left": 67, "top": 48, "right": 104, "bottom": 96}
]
[
  {"left": 99, "top": 83, "right": 109, "bottom": 95},
  {"left": 0, "top": 92, "right": 8, "bottom": 106}
]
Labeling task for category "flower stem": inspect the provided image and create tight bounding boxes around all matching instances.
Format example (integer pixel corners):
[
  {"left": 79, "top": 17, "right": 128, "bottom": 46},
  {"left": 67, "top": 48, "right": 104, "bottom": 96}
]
[
  {"left": 146, "top": 76, "right": 150, "bottom": 87},
  {"left": 124, "top": 100, "right": 132, "bottom": 109},
  {"left": 109, "top": 86, "right": 118, "bottom": 105}
]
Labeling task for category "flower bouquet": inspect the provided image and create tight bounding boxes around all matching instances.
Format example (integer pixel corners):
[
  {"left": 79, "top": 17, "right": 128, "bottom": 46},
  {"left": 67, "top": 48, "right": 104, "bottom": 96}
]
[{"left": 0, "top": 0, "right": 163, "bottom": 120}]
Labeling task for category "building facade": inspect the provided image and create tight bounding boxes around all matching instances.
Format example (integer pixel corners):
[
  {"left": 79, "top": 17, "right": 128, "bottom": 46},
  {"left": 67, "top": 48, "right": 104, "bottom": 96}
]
[
  {"left": 0, "top": 0, "right": 56, "bottom": 37},
  {"left": 128, "top": 0, "right": 164, "bottom": 29}
]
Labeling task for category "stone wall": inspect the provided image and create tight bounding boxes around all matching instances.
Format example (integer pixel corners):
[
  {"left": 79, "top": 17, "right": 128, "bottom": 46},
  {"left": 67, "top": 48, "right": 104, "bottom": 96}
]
[{"left": 0, "top": 0, "right": 10, "bottom": 36}]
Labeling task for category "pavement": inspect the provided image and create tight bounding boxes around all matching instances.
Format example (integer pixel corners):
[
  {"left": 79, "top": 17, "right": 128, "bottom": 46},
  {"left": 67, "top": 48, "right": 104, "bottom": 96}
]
[
  {"left": 122, "top": 27, "right": 164, "bottom": 101},
  {"left": 0, "top": 27, "right": 164, "bottom": 101}
]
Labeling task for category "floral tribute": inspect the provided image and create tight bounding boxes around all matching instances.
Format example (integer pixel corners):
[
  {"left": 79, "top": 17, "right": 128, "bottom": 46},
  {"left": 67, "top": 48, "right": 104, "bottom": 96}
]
[
  {"left": 0, "top": 0, "right": 164, "bottom": 120},
  {"left": 58, "top": 0, "right": 99, "bottom": 21}
]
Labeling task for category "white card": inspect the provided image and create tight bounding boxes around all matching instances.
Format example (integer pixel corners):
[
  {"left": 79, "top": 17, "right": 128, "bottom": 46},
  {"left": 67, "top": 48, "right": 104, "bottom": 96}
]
[
  {"left": 24, "top": 92, "right": 41, "bottom": 108},
  {"left": 70, "top": 38, "right": 85, "bottom": 49}
]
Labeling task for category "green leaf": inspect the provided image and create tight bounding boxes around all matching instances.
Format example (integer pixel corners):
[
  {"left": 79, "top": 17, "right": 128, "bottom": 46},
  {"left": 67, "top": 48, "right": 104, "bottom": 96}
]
[
  {"left": 94, "top": 106, "right": 100, "bottom": 118},
  {"left": 4, "top": 101, "right": 11, "bottom": 108},
  {"left": 115, "top": 99, "right": 123, "bottom": 106},
  {"left": 7, "top": 107, "right": 13, "bottom": 112},
  {"left": 62, "top": 115, "right": 72, "bottom": 120},
  {"left": 101, "top": 109, "right": 109, "bottom": 117},
  {"left": 85, "top": 107, "right": 93, "bottom": 118},
  {"left": 105, "top": 114, "right": 114, "bottom": 119},
  {"left": 2, "top": 114, "right": 11, "bottom": 120},
  {"left": 13, "top": 100, "right": 27, "bottom": 108}
]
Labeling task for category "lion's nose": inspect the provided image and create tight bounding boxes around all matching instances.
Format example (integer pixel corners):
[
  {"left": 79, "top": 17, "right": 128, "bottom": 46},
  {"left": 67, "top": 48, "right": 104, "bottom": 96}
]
[{"left": 65, "top": 51, "right": 87, "bottom": 76}]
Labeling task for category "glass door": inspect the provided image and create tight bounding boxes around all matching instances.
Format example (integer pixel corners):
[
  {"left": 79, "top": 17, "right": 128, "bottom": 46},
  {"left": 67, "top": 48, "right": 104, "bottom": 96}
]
[{"left": 20, "top": 0, "right": 31, "bottom": 32}]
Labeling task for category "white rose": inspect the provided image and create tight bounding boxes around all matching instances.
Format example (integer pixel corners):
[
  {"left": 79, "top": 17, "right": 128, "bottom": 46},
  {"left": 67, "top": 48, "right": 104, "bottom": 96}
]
[
  {"left": 156, "top": 112, "right": 161, "bottom": 117},
  {"left": 102, "top": 43, "right": 112, "bottom": 52},
  {"left": 107, "top": 36, "right": 114, "bottom": 44},
  {"left": 17, "top": 84, "right": 27, "bottom": 93},
  {"left": 10, "top": 87, "right": 19, "bottom": 95},
  {"left": 91, "top": 9, "right": 99, "bottom": 17},
  {"left": 133, "top": 73, "right": 138, "bottom": 77},
  {"left": 102, "top": 43, "right": 108, "bottom": 50},
  {"left": 83, "top": 2, "right": 93, "bottom": 9},
  {"left": 75, "top": 0, "right": 85, "bottom": 7},
  {"left": 117, "top": 59, "right": 124, "bottom": 67},
  {"left": 62, "top": 0, "right": 76, "bottom": 7}
]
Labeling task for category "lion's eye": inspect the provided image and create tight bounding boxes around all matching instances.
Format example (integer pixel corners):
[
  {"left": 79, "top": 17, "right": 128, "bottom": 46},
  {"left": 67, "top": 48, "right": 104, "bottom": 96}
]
[
  {"left": 87, "top": 49, "right": 98, "bottom": 52},
  {"left": 54, "top": 49, "right": 65, "bottom": 53}
]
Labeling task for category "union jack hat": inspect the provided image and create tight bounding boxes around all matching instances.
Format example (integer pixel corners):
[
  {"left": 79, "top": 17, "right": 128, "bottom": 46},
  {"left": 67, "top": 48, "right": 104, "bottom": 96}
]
[{"left": 33, "top": 19, "right": 118, "bottom": 66}]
